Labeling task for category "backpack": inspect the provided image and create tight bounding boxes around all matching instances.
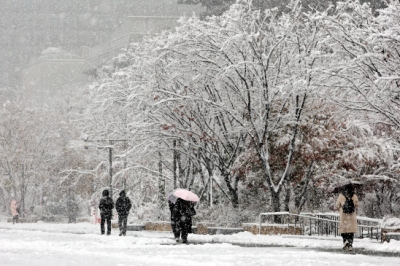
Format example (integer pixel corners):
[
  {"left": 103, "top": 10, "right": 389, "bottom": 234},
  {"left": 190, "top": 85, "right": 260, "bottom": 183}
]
[{"left": 342, "top": 196, "right": 355, "bottom": 213}]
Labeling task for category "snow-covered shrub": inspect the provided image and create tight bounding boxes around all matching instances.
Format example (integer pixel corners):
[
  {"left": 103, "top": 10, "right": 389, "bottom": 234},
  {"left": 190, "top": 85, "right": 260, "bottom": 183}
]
[{"left": 381, "top": 216, "right": 400, "bottom": 229}]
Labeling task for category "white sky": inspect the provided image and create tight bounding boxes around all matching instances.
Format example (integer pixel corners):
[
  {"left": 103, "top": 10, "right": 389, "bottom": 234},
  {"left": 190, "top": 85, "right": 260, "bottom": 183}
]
[{"left": 0, "top": 222, "right": 399, "bottom": 266}]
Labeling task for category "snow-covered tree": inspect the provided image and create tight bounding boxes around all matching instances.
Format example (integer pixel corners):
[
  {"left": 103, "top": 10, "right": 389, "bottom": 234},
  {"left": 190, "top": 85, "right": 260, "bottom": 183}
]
[
  {"left": 316, "top": 0, "right": 400, "bottom": 129},
  {"left": 82, "top": 0, "right": 400, "bottom": 222},
  {"left": 0, "top": 98, "right": 60, "bottom": 215}
]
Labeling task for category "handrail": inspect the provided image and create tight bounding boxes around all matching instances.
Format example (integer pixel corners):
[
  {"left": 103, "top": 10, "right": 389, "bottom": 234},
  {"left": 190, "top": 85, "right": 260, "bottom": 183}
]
[{"left": 258, "top": 212, "right": 381, "bottom": 240}]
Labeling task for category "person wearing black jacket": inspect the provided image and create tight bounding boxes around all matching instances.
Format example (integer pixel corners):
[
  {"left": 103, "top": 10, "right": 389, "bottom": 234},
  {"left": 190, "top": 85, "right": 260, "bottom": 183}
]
[
  {"left": 115, "top": 190, "right": 132, "bottom": 236},
  {"left": 169, "top": 198, "right": 196, "bottom": 244},
  {"left": 169, "top": 200, "right": 180, "bottom": 240},
  {"left": 98, "top": 189, "right": 114, "bottom": 235}
]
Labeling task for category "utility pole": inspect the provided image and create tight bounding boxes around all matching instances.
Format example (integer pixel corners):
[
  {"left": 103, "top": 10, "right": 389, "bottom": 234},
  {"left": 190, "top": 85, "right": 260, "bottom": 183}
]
[
  {"left": 107, "top": 139, "right": 128, "bottom": 198},
  {"left": 108, "top": 143, "right": 113, "bottom": 197},
  {"left": 82, "top": 138, "right": 128, "bottom": 198},
  {"left": 122, "top": 140, "right": 128, "bottom": 190}
]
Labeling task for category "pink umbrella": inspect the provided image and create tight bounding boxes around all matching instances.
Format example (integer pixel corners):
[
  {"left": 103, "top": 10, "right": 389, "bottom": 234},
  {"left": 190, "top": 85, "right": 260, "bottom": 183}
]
[{"left": 167, "top": 189, "right": 199, "bottom": 203}]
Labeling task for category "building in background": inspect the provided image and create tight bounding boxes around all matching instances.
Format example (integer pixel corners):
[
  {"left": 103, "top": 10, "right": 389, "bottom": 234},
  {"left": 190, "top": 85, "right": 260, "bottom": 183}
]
[
  {"left": 1, "top": 0, "right": 134, "bottom": 89},
  {"left": 2, "top": 0, "right": 203, "bottom": 89},
  {"left": 22, "top": 47, "right": 92, "bottom": 101},
  {"left": 14, "top": 0, "right": 204, "bottom": 101},
  {"left": 85, "top": 0, "right": 204, "bottom": 74}
]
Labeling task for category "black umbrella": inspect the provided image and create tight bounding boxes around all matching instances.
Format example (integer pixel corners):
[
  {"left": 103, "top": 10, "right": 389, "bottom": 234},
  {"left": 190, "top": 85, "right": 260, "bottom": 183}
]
[{"left": 331, "top": 181, "right": 363, "bottom": 194}]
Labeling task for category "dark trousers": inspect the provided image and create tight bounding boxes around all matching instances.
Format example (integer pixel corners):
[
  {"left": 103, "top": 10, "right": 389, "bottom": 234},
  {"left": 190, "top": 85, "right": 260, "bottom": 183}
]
[
  {"left": 118, "top": 215, "right": 128, "bottom": 234},
  {"left": 171, "top": 219, "right": 179, "bottom": 239},
  {"left": 13, "top": 215, "right": 18, "bottom": 224},
  {"left": 179, "top": 222, "right": 189, "bottom": 242},
  {"left": 100, "top": 215, "right": 111, "bottom": 235},
  {"left": 341, "top": 233, "right": 354, "bottom": 245},
  {"left": 172, "top": 218, "right": 190, "bottom": 242}
]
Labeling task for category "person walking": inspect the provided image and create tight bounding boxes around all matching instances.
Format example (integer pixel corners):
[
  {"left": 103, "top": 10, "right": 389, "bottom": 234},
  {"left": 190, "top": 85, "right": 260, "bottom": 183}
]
[
  {"left": 10, "top": 199, "right": 19, "bottom": 224},
  {"left": 169, "top": 200, "right": 180, "bottom": 241},
  {"left": 115, "top": 190, "right": 132, "bottom": 236},
  {"left": 99, "top": 189, "right": 114, "bottom": 235},
  {"left": 169, "top": 198, "right": 196, "bottom": 244},
  {"left": 185, "top": 200, "right": 196, "bottom": 238},
  {"left": 335, "top": 184, "right": 359, "bottom": 251}
]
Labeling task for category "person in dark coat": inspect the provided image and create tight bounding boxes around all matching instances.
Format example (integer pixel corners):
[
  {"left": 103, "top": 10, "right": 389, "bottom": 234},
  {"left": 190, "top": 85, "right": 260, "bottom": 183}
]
[
  {"left": 169, "top": 200, "right": 180, "bottom": 240},
  {"left": 169, "top": 198, "right": 196, "bottom": 244},
  {"left": 185, "top": 201, "right": 196, "bottom": 236},
  {"left": 115, "top": 190, "right": 132, "bottom": 236},
  {"left": 98, "top": 189, "right": 114, "bottom": 235}
]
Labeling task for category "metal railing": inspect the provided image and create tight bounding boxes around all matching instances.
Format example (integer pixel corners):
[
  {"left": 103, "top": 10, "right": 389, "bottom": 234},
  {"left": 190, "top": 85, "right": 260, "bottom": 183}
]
[{"left": 258, "top": 212, "right": 381, "bottom": 241}]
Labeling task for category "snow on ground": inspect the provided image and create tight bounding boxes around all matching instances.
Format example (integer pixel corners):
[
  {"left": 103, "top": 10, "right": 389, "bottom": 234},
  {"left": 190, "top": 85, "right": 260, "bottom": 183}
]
[{"left": 0, "top": 221, "right": 399, "bottom": 266}]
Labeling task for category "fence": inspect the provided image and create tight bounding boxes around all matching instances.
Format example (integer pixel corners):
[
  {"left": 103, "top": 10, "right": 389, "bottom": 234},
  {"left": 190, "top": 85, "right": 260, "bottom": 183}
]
[{"left": 258, "top": 212, "right": 381, "bottom": 241}]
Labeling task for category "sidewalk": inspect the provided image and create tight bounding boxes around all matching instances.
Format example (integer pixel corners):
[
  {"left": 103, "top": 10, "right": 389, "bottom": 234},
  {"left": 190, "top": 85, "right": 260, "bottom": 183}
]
[
  {"left": 1, "top": 221, "right": 399, "bottom": 257},
  {"left": 187, "top": 232, "right": 400, "bottom": 257}
]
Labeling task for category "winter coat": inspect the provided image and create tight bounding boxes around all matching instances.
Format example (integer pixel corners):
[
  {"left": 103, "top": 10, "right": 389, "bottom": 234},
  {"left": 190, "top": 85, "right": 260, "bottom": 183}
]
[
  {"left": 99, "top": 190, "right": 114, "bottom": 218},
  {"left": 170, "top": 198, "right": 196, "bottom": 233},
  {"left": 169, "top": 200, "right": 179, "bottom": 222},
  {"left": 116, "top": 190, "right": 132, "bottom": 217},
  {"left": 184, "top": 201, "right": 196, "bottom": 233},
  {"left": 335, "top": 193, "right": 359, "bottom": 234},
  {"left": 10, "top": 200, "right": 19, "bottom": 216}
]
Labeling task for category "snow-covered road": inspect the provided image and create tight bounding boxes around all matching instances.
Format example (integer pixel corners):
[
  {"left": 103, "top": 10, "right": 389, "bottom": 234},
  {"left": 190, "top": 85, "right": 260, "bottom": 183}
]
[{"left": 0, "top": 224, "right": 399, "bottom": 266}]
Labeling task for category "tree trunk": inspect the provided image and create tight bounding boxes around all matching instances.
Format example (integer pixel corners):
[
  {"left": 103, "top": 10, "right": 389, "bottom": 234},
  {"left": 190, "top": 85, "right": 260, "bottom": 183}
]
[
  {"left": 205, "top": 161, "right": 214, "bottom": 207},
  {"left": 222, "top": 171, "right": 239, "bottom": 208},
  {"left": 158, "top": 151, "right": 165, "bottom": 213},
  {"left": 20, "top": 166, "right": 26, "bottom": 217},
  {"left": 294, "top": 162, "right": 313, "bottom": 216},
  {"left": 173, "top": 140, "right": 177, "bottom": 189},
  {"left": 270, "top": 189, "right": 281, "bottom": 223},
  {"left": 177, "top": 141, "right": 185, "bottom": 188},
  {"left": 284, "top": 179, "right": 290, "bottom": 212}
]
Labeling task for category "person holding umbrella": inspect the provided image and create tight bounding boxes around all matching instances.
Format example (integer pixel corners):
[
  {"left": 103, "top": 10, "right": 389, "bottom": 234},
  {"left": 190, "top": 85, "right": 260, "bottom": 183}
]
[
  {"left": 168, "top": 189, "right": 198, "bottom": 244},
  {"left": 335, "top": 183, "right": 359, "bottom": 251}
]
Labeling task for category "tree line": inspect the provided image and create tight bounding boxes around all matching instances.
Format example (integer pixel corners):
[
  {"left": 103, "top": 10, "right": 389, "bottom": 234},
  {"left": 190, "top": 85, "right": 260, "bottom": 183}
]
[{"left": 0, "top": 0, "right": 399, "bottom": 224}]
